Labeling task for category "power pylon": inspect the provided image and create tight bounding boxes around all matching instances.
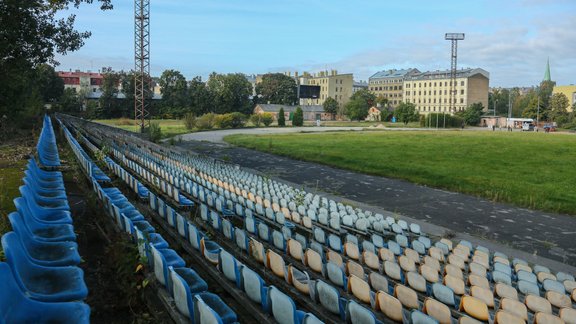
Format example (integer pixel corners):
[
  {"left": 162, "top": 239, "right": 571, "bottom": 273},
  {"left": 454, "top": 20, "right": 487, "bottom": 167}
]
[
  {"left": 134, "top": 0, "right": 150, "bottom": 133},
  {"left": 445, "top": 33, "right": 464, "bottom": 113}
]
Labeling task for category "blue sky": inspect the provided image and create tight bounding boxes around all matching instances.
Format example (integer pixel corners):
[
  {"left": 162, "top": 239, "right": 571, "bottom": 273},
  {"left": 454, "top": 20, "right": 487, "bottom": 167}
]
[{"left": 56, "top": 0, "right": 576, "bottom": 87}]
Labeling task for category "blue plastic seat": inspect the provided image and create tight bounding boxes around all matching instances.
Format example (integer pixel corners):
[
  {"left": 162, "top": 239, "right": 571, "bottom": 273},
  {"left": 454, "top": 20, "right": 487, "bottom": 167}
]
[
  {"left": 14, "top": 197, "right": 72, "bottom": 224},
  {"left": 28, "top": 158, "right": 63, "bottom": 180},
  {"left": 0, "top": 263, "right": 90, "bottom": 323},
  {"left": 9, "top": 212, "right": 76, "bottom": 242},
  {"left": 21, "top": 185, "right": 68, "bottom": 209},
  {"left": 23, "top": 178, "right": 67, "bottom": 200},
  {"left": 241, "top": 266, "right": 269, "bottom": 310},
  {"left": 8, "top": 231, "right": 80, "bottom": 267},
  {"left": 150, "top": 245, "right": 186, "bottom": 287},
  {"left": 346, "top": 299, "right": 383, "bottom": 324},
  {"left": 19, "top": 186, "right": 70, "bottom": 217},
  {"left": 169, "top": 266, "right": 209, "bottom": 318},
  {"left": 267, "top": 286, "right": 306, "bottom": 324},
  {"left": 193, "top": 292, "right": 238, "bottom": 324},
  {"left": 2, "top": 232, "right": 87, "bottom": 302},
  {"left": 218, "top": 250, "right": 242, "bottom": 288},
  {"left": 24, "top": 170, "right": 64, "bottom": 190},
  {"left": 315, "top": 280, "right": 347, "bottom": 320}
]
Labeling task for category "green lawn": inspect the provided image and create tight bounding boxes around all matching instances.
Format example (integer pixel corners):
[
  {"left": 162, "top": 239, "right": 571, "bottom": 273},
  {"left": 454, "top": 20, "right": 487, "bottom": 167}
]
[
  {"left": 225, "top": 131, "right": 576, "bottom": 215},
  {"left": 93, "top": 118, "right": 189, "bottom": 139}
]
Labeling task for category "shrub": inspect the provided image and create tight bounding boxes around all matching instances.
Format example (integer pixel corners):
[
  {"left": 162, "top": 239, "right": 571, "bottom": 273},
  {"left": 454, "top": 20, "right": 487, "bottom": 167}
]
[
  {"left": 147, "top": 122, "right": 162, "bottom": 142},
  {"left": 292, "top": 106, "right": 304, "bottom": 126},
  {"left": 250, "top": 114, "right": 262, "bottom": 127},
  {"left": 420, "top": 113, "right": 463, "bottom": 128},
  {"left": 216, "top": 112, "right": 247, "bottom": 129},
  {"left": 183, "top": 112, "right": 196, "bottom": 130},
  {"left": 261, "top": 113, "right": 274, "bottom": 126},
  {"left": 196, "top": 113, "right": 216, "bottom": 130},
  {"left": 278, "top": 108, "right": 286, "bottom": 126}
]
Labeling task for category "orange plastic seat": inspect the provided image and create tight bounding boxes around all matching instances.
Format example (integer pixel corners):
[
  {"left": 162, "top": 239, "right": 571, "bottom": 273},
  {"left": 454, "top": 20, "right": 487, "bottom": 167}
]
[
  {"left": 498, "top": 298, "right": 528, "bottom": 321},
  {"left": 533, "top": 312, "right": 564, "bottom": 324},
  {"left": 470, "top": 286, "right": 494, "bottom": 308},
  {"left": 524, "top": 294, "right": 552, "bottom": 314},
  {"left": 423, "top": 298, "right": 451, "bottom": 324},
  {"left": 494, "top": 283, "right": 518, "bottom": 301},
  {"left": 459, "top": 295, "right": 489, "bottom": 321},
  {"left": 559, "top": 308, "right": 576, "bottom": 324},
  {"left": 394, "top": 284, "right": 419, "bottom": 310},
  {"left": 493, "top": 311, "right": 526, "bottom": 324},
  {"left": 376, "top": 291, "right": 403, "bottom": 322}
]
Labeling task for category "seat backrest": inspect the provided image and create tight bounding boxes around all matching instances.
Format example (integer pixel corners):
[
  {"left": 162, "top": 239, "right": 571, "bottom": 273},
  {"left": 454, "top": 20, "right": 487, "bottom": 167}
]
[
  {"left": 459, "top": 295, "right": 489, "bottom": 322},
  {"left": 410, "top": 309, "right": 439, "bottom": 324},
  {"left": 468, "top": 274, "right": 489, "bottom": 289},
  {"left": 348, "top": 274, "right": 372, "bottom": 304},
  {"left": 326, "top": 262, "right": 347, "bottom": 288},
  {"left": 346, "top": 300, "right": 377, "bottom": 324},
  {"left": 328, "top": 234, "right": 342, "bottom": 253},
  {"left": 241, "top": 266, "right": 266, "bottom": 305},
  {"left": 498, "top": 298, "right": 528, "bottom": 321},
  {"left": 394, "top": 284, "right": 419, "bottom": 310},
  {"left": 267, "top": 286, "right": 297, "bottom": 324},
  {"left": 266, "top": 250, "right": 287, "bottom": 280},
  {"left": 249, "top": 238, "right": 265, "bottom": 264},
  {"left": 346, "top": 260, "right": 365, "bottom": 279},
  {"left": 470, "top": 285, "right": 494, "bottom": 308},
  {"left": 376, "top": 291, "right": 403, "bottom": 322},
  {"left": 234, "top": 228, "right": 248, "bottom": 251},
  {"left": 406, "top": 271, "right": 427, "bottom": 293},
  {"left": 432, "top": 283, "right": 455, "bottom": 306},
  {"left": 545, "top": 290, "right": 571, "bottom": 309},
  {"left": 287, "top": 239, "right": 303, "bottom": 261},
  {"left": 494, "top": 283, "right": 518, "bottom": 301},
  {"left": 304, "top": 249, "right": 323, "bottom": 274},
  {"left": 542, "top": 279, "right": 565, "bottom": 294},
  {"left": 150, "top": 244, "right": 167, "bottom": 285},
  {"left": 493, "top": 310, "right": 525, "bottom": 324},
  {"left": 379, "top": 248, "right": 395, "bottom": 263},
  {"left": 559, "top": 308, "right": 576, "bottom": 324},
  {"left": 423, "top": 297, "right": 451, "bottom": 324},
  {"left": 384, "top": 260, "right": 402, "bottom": 281},
  {"left": 289, "top": 266, "right": 311, "bottom": 295},
  {"left": 218, "top": 250, "right": 240, "bottom": 285},
  {"left": 524, "top": 294, "right": 552, "bottom": 314},
  {"left": 363, "top": 251, "right": 380, "bottom": 270},
  {"left": 169, "top": 266, "right": 193, "bottom": 318},
  {"left": 327, "top": 249, "right": 343, "bottom": 267},
  {"left": 533, "top": 312, "right": 564, "bottom": 324},
  {"left": 316, "top": 280, "right": 344, "bottom": 317}
]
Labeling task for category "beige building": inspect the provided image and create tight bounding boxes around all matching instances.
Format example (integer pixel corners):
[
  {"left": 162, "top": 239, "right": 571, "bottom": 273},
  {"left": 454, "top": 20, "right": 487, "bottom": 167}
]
[
  {"left": 403, "top": 68, "right": 489, "bottom": 114},
  {"left": 299, "top": 70, "right": 353, "bottom": 107},
  {"left": 368, "top": 69, "right": 420, "bottom": 108},
  {"left": 552, "top": 85, "right": 576, "bottom": 112}
]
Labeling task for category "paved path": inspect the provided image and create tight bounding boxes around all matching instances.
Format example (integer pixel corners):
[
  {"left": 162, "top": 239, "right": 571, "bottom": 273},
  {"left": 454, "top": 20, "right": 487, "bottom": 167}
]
[{"left": 177, "top": 128, "right": 576, "bottom": 270}]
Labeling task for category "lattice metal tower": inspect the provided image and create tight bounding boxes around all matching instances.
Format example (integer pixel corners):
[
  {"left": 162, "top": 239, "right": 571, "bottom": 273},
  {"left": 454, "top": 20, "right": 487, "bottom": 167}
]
[
  {"left": 134, "top": 0, "right": 150, "bottom": 133},
  {"left": 445, "top": 33, "right": 464, "bottom": 113}
]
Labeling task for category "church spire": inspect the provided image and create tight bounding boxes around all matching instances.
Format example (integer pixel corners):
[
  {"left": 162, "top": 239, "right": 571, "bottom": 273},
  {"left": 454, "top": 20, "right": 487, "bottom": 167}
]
[{"left": 543, "top": 58, "right": 551, "bottom": 82}]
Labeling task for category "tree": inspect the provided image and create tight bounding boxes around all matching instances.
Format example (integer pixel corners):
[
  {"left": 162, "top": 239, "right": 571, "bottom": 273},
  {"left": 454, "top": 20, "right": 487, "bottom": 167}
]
[
  {"left": 394, "top": 102, "right": 419, "bottom": 125},
  {"left": 521, "top": 96, "right": 541, "bottom": 120},
  {"left": 376, "top": 95, "right": 388, "bottom": 108},
  {"left": 0, "top": 0, "right": 112, "bottom": 120},
  {"left": 261, "top": 113, "right": 274, "bottom": 126},
  {"left": 99, "top": 71, "right": 123, "bottom": 118},
  {"left": 457, "top": 102, "right": 484, "bottom": 125},
  {"left": 35, "top": 64, "right": 64, "bottom": 103},
  {"left": 255, "top": 73, "right": 297, "bottom": 105},
  {"left": 57, "top": 88, "right": 82, "bottom": 113},
  {"left": 188, "top": 76, "right": 212, "bottom": 116},
  {"left": 159, "top": 69, "right": 188, "bottom": 117},
  {"left": 293, "top": 106, "right": 304, "bottom": 126},
  {"left": 278, "top": 108, "right": 286, "bottom": 126},
  {"left": 323, "top": 97, "right": 339, "bottom": 120},
  {"left": 207, "top": 73, "right": 252, "bottom": 114},
  {"left": 548, "top": 93, "right": 569, "bottom": 123},
  {"left": 344, "top": 89, "right": 376, "bottom": 120}
]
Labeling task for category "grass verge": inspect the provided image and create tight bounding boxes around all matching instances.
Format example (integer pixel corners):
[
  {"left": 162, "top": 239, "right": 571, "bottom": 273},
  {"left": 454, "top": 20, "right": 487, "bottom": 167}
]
[{"left": 225, "top": 130, "right": 576, "bottom": 215}]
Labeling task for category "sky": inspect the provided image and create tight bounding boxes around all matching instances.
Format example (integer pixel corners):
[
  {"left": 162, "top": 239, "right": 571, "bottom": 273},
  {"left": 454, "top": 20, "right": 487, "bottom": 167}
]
[{"left": 55, "top": 0, "right": 576, "bottom": 88}]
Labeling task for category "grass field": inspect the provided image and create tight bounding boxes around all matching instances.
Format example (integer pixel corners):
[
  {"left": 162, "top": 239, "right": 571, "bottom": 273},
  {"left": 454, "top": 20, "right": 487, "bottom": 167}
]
[
  {"left": 226, "top": 131, "right": 576, "bottom": 215},
  {"left": 93, "top": 118, "right": 189, "bottom": 139}
]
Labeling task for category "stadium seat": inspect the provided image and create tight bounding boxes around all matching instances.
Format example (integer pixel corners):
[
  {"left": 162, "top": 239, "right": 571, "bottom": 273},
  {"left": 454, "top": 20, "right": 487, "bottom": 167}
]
[
  {"left": 168, "top": 266, "right": 208, "bottom": 318},
  {"left": 423, "top": 298, "right": 451, "bottom": 324},
  {"left": 458, "top": 295, "right": 489, "bottom": 322},
  {"left": 410, "top": 310, "right": 439, "bottom": 324},
  {"left": 533, "top": 312, "right": 564, "bottom": 324},
  {"left": 288, "top": 265, "right": 311, "bottom": 295},
  {"left": 493, "top": 311, "right": 525, "bottom": 324},
  {"left": 315, "top": 280, "right": 346, "bottom": 320},
  {"left": 266, "top": 249, "right": 288, "bottom": 281},
  {"left": 348, "top": 274, "right": 374, "bottom": 305},
  {"left": 193, "top": 292, "right": 238, "bottom": 324},
  {"left": 394, "top": 284, "right": 419, "bottom": 310},
  {"left": 375, "top": 290, "right": 403, "bottom": 322},
  {"left": 6, "top": 231, "right": 80, "bottom": 267},
  {"left": 545, "top": 290, "right": 572, "bottom": 308},
  {"left": 218, "top": 250, "right": 242, "bottom": 288},
  {"left": 267, "top": 286, "right": 306, "bottom": 324},
  {"left": 498, "top": 298, "right": 528, "bottom": 321},
  {"left": 240, "top": 266, "right": 269, "bottom": 310},
  {"left": 0, "top": 263, "right": 90, "bottom": 324},
  {"left": 304, "top": 249, "right": 324, "bottom": 274},
  {"left": 346, "top": 299, "right": 383, "bottom": 324},
  {"left": 150, "top": 245, "right": 186, "bottom": 287},
  {"left": 326, "top": 261, "right": 347, "bottom": 288},
  {"left": 2, "top": 232, "right": 87, "bottom": 302}
]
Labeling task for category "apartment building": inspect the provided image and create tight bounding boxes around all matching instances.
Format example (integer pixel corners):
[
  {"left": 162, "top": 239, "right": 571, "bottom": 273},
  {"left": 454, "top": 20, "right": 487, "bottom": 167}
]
[
  {"left": 368, "top": 69, "right": 420, "bottom": 108},
  {"left": 403, "top": 68, "right": 489, "bottom": 114},
  {"left": 299, "top": 70, "right": 353, "bottom": 107},
  {"left": 552, "top": 85, "right": 576, "bottom": 112},
  {"left": 58, "top": 70, "right": 103, "bottom": 94}
]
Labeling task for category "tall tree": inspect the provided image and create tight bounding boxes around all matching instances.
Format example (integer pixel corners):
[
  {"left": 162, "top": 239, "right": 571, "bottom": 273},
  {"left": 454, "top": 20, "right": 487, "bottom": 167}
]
[
  {"left": 323, "top": 97, "right": 339, "bottom": 120},
  {"left": 188, "top": 76, "right": 212, "bottom": 116},
  {"left": 207, "top": 73, "right": 252, "bottom": 114},
  {"left": 99, "top": 71, "right": 122, "bottom": 118},
  {"left": 344, "top": 89, "right": 375, "bottom": 120},
  {"left": 292, "top": 106, "right": 304, "bottom": 126},
  {"left": 548, "top": 93, "right": 569, "bottom": 123},
  {"left": 394, "top": 102, "right": 419, "bottom": 125},
  {"left": 278, "top": 108, "right": 286, "bottom": 126},
  {"left": 159, "top": 69, "right": 188, "bottom": 117},
  {"left": 255, "top": 73, "right": 297, "bottom": 105},
  {"left": 457, "top": 102, "right": 484, "bottom": 125},
  {"left": 0, "top": 0, "right": 112, "bottom": 120},
  {"left": 35, "top": 64, "right": 64, "bottom": 103},
  {"left": 57, "top": 88, "right": 82, "bottom": 113}
]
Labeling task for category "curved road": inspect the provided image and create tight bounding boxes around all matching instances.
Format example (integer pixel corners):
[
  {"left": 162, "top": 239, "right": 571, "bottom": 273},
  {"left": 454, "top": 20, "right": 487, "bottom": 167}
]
[{"left": 177, "top": 127, "right": 576, "bottom": 271}]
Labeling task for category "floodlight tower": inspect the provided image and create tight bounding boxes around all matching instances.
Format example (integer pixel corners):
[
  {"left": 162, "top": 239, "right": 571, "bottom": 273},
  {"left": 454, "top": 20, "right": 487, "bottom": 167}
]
[
  {"left": 445, "top": 33, "right": 465, "bottom": 113},
  {"left": 134, "top": 0, "right": 150, "bottom": 133}
]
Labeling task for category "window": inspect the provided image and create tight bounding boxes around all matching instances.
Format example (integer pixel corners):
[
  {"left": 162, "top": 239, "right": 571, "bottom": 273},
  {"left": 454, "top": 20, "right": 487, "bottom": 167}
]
[
  {"left": 460, "top": 98, "right": 464, "bottom": 103},
  {"left": 460, "top": 89, "right": 464, "bottom": 95},
  {"left": 460, "top": 81, "right": 465, "bottom": 86},
  {"left": 444, "top": 90, "right": 447, "bottom": 95},
  {"left": 424, "top": 83, "right": 427, "bottom": 87},
  {"left": 434, "top": 82, "right": 437, "bottom": 87},
  {"left": 434, "top": 90, "right": 436, "bottom": 95},
  {"left": 444, "top": 81, "right": 447, "bottom": 86}
]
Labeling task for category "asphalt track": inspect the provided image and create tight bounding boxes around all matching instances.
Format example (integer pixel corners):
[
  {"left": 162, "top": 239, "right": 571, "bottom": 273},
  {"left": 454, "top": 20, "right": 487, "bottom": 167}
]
[{"left": 176, "top": 127, "right": 576, "bottom": 271}]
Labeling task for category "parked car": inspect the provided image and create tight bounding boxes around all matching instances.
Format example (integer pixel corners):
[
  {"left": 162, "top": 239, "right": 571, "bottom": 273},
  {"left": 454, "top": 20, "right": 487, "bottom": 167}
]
[{"left": 522, "top": 122, "right": 534, "bottom": 131}]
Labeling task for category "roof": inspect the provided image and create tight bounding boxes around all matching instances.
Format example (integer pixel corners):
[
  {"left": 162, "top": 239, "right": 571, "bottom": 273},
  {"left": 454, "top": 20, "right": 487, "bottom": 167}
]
[
  {"left": 58, "top": 71, "right": 103, "bottom": 78},
  {"left": 543, "top": 58, "right": 551, "bottom": 82},
  {"left": 255, "top": 104, "right": 324, "bottom": 113},
  {"left": 406, "top": 68, "right": 489, "bottom": 81},
  {"left": 353, "top": 81, "right": 368, "bottom": 88},
  {"left": 369, "top": 68, "right": 419, "bottom": 80},
  {"left": 85, "top": 91, "right": 162, "bottom": 100}
]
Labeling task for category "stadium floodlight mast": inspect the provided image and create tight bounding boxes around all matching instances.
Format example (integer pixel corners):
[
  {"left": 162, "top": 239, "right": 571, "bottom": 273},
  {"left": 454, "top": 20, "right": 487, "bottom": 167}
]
[
  {"left": 134, "top": 0, "right": 150, "bottom": 133},
  {"left": 445, "top": 33, "right": 465, "bottom": 114}
]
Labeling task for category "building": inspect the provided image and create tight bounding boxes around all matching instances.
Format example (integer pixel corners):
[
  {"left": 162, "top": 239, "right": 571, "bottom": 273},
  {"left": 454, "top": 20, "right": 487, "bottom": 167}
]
[
  {"left": 254, "top": 104, "right": 332, "bottom": 121},
  {"left": 403, "top": 68, "right": 489, "bottom": 114},
  {"left": 368, "top": 68, "right": 420, "bottom": 108},
  {"left": 299, "top": 70, "right": 353, "bottom": 107},
  {"left": 552, "top": 85, "right": 576, "bottom": 112},
  {"left": 58, "top": 70, "right": 104, "bottom": 94},
  {"left": 353, "top": 81, "right": 368, "bottom": 94}
]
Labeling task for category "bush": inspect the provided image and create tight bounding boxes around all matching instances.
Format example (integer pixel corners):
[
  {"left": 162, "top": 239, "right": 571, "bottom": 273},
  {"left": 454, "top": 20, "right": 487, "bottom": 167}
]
[
  {"left": 420, "top": 113, "right": 463, "bottom": 128},
  {"left": 261, "top": 113, "right": 274, "bottom": 126},
  {"left": 183, "top": 112, "right": 196, "bottom": 130},
  {"left": 293, "top": 107, "right": 304, "bottom": 126},
  {"left": 278, "top": 108, "right": 286, "bottom": 127},
  {"left": 196, "top": 113, "right": 216, "bottom": 130},
  {"left": 215, "top": 112, "right": 246, "bottom": 129},
  {"left": 147, "top": 122, "right": 162, "bottom": 142},
  {"left": 250, "top": 114, "right": 262, "bottom": 127}
]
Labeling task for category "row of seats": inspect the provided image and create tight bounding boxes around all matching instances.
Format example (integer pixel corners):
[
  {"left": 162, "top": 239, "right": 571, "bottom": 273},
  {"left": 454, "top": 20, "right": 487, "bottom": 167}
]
[
  {"left": 36, "top": 114, "right": 60, "bottom": 168},
  {"left": 148, "top": 184, "right": 328, "bottom": 324},
  {"left": 1, "top": 115, "right": 89, "bottom": 323},
  {"left": 62, "top": 114, "right": 576, "bottom": 324},
  {"left": 59, "top": 118, "right": 240, "bottom": 324},
  {"left": 103, "top": 129, "right": 576, "bottom": 324}
]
